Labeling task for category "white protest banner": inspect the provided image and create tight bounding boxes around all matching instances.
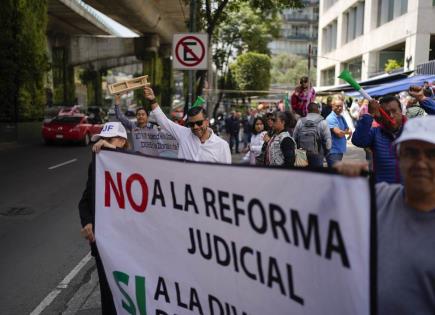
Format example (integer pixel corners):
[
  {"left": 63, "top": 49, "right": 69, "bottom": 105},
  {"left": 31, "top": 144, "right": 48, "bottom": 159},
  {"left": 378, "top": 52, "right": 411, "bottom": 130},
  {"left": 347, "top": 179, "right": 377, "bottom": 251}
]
[{"left": 95, "top": 150, "right": 375, "bottom": 315}]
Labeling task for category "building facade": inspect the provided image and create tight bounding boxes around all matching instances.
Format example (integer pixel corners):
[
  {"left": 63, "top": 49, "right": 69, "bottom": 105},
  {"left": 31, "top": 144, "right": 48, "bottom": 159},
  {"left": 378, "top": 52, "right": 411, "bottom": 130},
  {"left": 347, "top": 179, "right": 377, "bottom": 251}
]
[
  {"left": 268, "top": 0, "right": 319, "bottom": 57},
  {"left": 317, "top": 0, "right": 435, "bottom": 87}
]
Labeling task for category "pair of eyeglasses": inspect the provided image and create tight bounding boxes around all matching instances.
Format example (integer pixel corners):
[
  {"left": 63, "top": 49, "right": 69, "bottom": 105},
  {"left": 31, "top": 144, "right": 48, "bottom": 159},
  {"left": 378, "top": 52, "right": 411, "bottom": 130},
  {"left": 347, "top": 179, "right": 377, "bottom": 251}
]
[{"left": 187, "top": 120, "right": 204, "bottom": 128}]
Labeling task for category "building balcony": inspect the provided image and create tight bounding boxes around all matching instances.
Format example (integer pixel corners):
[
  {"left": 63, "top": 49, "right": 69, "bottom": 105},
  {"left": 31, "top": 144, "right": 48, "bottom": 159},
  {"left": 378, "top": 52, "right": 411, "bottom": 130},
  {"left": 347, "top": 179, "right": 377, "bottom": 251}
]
[
  {"left": 284, "top": 15, "right": 318, "bottom": 22},
  {"left": 286, "top": 34, "right": 316, "bottom": 40}
]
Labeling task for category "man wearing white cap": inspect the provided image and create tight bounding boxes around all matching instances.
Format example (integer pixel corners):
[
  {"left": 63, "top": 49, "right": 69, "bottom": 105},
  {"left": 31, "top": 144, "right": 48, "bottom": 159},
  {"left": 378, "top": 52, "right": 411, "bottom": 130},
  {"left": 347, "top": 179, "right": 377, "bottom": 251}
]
[{"left": 334, "top": 115, "right": 435, "bottom": 314}]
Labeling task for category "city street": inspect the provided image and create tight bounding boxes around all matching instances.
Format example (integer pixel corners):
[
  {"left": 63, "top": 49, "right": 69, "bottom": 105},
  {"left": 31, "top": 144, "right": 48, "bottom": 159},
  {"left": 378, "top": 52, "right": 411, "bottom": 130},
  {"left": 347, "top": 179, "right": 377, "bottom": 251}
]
[{"left": 0, "top": 141, "right": 94, "bottom": 314}]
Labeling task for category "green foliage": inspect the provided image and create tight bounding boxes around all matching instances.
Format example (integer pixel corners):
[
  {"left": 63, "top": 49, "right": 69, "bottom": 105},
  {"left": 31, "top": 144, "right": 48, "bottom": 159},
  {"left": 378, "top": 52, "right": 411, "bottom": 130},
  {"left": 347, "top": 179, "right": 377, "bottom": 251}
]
[
  {"left": 211, "top": 1, "right": 302, "bottom": 75},
  {"left": 0, "top": 0, "right": 49, "bottom": 121},
  {"left": 79, "top": 68, "right": 98, "bottom": 85},
  {"left": 384, "top": 59, "right": 403, "bottom": 73},
  {"left": 214, "top": 4, "right": 281, "bottom": 55},
  {"left": 270, "top": 53, "right": 316, "bottom": 86},
  {"left": 230, "top": 52, "right": 271, "bottom": 91}
]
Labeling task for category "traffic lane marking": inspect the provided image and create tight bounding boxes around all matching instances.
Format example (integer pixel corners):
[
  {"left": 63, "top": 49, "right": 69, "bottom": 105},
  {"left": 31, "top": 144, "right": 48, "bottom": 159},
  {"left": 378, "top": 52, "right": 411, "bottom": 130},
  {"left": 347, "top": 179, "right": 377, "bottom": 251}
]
[
  {"left": 30, "top": 252, "right": 92, "bottom": 315},
  {"left": 48, "top": 158, "right": 78, "bottom": 170}
]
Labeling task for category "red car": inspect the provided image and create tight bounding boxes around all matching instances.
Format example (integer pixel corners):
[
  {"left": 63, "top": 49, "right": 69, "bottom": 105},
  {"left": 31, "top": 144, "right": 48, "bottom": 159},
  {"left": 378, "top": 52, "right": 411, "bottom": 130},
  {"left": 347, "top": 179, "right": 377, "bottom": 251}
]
[{"left": 42, "top": 115, "right": 103, "bottom": 145}]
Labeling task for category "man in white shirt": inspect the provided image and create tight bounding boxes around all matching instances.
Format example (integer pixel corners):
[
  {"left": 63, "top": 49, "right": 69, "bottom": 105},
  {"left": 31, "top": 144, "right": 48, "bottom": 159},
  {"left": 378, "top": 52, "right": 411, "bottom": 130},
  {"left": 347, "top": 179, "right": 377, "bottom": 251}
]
[{"left": 144, "top": 86, "right": 231, "bottom": 163}]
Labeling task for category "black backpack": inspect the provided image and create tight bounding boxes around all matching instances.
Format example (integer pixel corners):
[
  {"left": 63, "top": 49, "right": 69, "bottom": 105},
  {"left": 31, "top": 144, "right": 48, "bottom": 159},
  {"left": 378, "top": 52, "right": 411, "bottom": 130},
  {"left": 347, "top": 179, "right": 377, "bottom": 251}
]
[{"left": 296, "top": 117, "right": 323, "bottom": 154}]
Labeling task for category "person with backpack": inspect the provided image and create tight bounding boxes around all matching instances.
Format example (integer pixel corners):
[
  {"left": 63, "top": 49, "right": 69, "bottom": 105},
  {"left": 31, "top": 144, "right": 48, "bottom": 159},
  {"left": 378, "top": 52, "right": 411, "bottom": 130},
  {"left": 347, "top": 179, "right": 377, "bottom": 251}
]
[{"left": 293, "top": 102, "right": 332, "bottom": 167}]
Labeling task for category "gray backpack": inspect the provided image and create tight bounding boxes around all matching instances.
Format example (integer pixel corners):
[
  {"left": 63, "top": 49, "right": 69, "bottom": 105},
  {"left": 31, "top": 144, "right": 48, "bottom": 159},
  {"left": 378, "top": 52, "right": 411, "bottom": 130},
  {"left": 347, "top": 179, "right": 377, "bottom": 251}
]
[{"left": 296, "top": 117, "right": 323, "bottom": 154}]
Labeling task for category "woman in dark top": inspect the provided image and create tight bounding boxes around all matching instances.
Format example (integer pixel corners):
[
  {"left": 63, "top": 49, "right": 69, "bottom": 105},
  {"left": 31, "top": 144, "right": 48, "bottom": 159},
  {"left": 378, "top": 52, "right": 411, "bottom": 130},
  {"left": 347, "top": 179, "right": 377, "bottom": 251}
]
[
  {"left": 265, "top": 111, "right": 296, "bottom": 168},
  {"left": 79, "top": 121, "right": 129, "bottom": 315}
]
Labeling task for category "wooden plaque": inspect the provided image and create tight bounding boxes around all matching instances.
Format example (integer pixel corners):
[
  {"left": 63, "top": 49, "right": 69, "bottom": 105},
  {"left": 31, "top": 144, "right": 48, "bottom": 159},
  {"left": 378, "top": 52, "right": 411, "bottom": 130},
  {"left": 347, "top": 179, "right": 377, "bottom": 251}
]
[{"left": 108, "top": 76, "right": 149, "bottom": 95}]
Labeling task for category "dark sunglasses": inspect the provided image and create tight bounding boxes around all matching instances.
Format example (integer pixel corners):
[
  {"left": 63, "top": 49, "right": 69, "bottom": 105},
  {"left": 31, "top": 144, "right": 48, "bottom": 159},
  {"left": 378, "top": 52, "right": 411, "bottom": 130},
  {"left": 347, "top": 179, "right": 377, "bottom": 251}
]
[{"left": 187, "top": 120, "right": 204, "bottom": 128}]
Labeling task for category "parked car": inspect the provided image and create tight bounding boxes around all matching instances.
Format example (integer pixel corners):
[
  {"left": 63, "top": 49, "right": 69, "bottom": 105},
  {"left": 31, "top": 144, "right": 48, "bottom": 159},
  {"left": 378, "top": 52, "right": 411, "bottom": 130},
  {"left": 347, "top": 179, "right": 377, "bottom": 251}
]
[
  {"left": 43, "top": 106, "right": 62, "bottom": 123},
  {"left": 41, "top": 114, "right": 102, "bottom": 145},
  {"left": 58, "top": 105, "right": 85, "bottom": 116},
  {"left": 87, "top": 106, "right": 106, "bottom": 124}
]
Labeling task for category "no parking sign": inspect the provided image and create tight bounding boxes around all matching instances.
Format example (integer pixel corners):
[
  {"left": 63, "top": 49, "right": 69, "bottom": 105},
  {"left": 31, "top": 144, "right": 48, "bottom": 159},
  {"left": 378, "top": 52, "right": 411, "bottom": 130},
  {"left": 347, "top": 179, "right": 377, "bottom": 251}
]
[{"left": 172, "top": 33, "right": 208, "bottom": 70}]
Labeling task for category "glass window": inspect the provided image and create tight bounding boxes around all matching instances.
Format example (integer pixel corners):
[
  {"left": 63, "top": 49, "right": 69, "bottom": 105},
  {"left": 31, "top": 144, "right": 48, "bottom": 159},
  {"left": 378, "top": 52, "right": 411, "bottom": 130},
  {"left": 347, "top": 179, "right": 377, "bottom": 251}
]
[
  {"left": 378, "top": 0, "right": 408, "bottom": 26},
  {"left": 321, "top": 67, "right": 335, "bottom": 86},
  {"left": 342, "top": 57, "right": 362, "bottom": 81},
  {"left": 344, "top": 2, "right": 364, "bottom": 44}
]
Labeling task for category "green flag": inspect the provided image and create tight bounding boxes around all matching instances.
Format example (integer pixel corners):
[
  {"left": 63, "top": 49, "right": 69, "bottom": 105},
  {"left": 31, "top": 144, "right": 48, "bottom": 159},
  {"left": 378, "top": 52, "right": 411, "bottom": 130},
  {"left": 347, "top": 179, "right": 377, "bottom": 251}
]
[{"left": 192, "top": 96, "right": 205, "bottom": 108}]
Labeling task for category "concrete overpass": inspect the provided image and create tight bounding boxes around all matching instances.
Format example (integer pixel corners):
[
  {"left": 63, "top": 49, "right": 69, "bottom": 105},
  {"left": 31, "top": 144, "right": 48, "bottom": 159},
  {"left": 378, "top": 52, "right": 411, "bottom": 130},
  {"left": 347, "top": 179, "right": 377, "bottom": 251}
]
[
  {"left": 83, "top": 0, "right": 188, "bottom": 44},
  {"left": 46, "top": 0, "right": 188, "bottom": 108},
  {"left": 48, "top": 0, "right": 115, "bottom": 36}
]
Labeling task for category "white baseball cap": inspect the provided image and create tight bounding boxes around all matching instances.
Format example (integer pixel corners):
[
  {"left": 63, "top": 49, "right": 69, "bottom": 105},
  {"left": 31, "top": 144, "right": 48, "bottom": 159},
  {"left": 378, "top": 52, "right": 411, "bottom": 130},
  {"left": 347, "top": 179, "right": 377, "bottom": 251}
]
[
  {"left": 91, "top": 122, "right": 128, "bottom": 142},
  {"left": 394, "top": 116, "right": 435, "bottom": 146}
]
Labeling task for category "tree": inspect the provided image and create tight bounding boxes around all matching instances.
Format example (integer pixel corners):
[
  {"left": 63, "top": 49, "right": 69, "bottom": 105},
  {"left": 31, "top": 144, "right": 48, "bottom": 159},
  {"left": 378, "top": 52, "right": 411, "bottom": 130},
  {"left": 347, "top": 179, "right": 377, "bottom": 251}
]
[
  {"left": 384, "top": 59, "right": 403, "bottom": 73},
  {"left": 205, "top": 1, "right": 303, "bottom": 117},
  {"left": 231, "top": 52, "right": 271, "bottom": 91},
  {"left": 270, "top": 53, "right": 316, "bottom": 86},
  {"left": 186, "top": 0, "right": 303, "bottom": 99},
  {"left": 0, "top": 0, "right": 49, "bottom": 122},
  {"left": 230, "top": 52, "right": 271, "bottom": 102}
]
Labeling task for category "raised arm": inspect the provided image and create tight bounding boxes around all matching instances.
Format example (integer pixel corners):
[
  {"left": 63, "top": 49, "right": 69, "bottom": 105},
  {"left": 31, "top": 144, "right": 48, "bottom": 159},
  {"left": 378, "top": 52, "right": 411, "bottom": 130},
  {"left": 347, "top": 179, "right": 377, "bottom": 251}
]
[
  {"left": 409, "top": 85, "right": 435, "bottom": 115},
  {"left": 114, "top": 95, "right": 134, "bottom": 130},
  {"left": 351, "top": 114, "right": 375, "bottom": 148},
  {"left": 143, "top": 86, "right": 189, "bottom": 141}
]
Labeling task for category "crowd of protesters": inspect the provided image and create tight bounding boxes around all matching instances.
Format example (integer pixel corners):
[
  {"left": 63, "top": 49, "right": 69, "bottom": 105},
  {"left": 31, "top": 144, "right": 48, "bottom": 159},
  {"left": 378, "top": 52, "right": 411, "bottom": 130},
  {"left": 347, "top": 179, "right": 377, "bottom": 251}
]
[{"left": 79, "top": 78, "right": 435, "bottom": 314}]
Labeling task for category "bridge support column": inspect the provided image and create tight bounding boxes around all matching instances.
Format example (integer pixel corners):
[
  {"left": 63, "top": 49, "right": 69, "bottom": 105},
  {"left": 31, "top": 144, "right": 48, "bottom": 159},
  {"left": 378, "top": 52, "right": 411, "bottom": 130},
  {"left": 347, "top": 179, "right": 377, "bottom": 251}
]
[
  {"left": 80, "top": 68, "right": 103, "bottom": 107},
  {"left": 51, "top": 46, "right": 75, "bottom": 106},
  {"left": 135, "top": 35, "right": 168, "bottom": 108},
  {"left": 160, "top": 44, "right": 173, "bottom": 110}
]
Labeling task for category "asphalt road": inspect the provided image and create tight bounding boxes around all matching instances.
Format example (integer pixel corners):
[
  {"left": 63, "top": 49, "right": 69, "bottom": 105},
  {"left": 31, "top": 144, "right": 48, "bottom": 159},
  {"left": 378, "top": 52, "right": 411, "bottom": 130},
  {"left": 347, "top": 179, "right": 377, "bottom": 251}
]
[{"left": 0, "top": 140, "right": 93, "bottom": 314}]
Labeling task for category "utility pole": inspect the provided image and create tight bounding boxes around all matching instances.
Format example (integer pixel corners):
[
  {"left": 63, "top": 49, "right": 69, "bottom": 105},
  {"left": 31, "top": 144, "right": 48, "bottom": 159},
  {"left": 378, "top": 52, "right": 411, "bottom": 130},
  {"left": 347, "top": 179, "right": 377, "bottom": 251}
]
[{"left": 187, "top": 0, "right": 196, "bottom": 109}]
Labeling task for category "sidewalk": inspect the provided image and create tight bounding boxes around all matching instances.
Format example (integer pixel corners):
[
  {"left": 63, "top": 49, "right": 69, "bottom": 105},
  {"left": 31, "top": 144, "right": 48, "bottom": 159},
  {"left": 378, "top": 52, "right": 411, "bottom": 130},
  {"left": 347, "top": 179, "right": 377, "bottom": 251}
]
[{"left": 61, "top": 142, "right": 366, "bottom": 315}]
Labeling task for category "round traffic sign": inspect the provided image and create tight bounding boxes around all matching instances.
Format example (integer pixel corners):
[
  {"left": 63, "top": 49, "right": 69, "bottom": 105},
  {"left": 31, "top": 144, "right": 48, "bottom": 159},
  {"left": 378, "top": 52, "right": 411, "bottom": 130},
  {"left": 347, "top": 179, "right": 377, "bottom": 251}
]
[{"left": 175, "top": 35, "right": 206, "bottom": 67}]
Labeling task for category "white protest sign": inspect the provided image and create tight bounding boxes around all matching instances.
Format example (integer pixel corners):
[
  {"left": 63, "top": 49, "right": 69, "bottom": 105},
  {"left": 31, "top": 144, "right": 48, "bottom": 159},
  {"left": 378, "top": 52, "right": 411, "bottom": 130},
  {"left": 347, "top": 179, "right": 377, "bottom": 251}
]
[
  {"left": 172, "top": 33, "right": 208, "bottom": 70},
  {"left": 133, "top": 125, "right": 179, "bottom": 159},
  {"left": 95, "top": 150, "right": 375, "bottom": 315}
]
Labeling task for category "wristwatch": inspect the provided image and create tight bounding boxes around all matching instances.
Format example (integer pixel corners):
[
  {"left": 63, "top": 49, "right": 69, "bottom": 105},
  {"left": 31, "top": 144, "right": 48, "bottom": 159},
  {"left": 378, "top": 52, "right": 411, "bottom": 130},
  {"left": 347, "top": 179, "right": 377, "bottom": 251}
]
[{"left": 149, "top": 98, "right": 157, "bottom": 105}]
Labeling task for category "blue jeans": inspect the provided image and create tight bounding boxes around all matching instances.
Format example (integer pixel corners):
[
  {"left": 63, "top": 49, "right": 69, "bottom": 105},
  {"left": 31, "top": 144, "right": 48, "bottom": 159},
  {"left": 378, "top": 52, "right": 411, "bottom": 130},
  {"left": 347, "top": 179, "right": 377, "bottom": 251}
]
[
  {"left": 326, "top": 153, "right": 344, "bottom": 167},
  {"left": 229, "top": 134, "right": 239, "bottom": 153}
]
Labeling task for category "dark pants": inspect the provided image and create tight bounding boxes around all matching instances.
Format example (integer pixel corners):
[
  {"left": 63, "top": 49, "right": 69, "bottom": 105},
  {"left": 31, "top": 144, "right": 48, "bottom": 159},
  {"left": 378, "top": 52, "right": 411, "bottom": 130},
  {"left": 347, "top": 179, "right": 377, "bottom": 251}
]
[
  {"left": 364, "top": 148, "right": 373, "bottom": 171},
  {"left": 95, "top": 251, "right": 117, "bottom": 315},
  {"left": 229, "top": 133, "right": 239, "bottom": 153},
  {"left": 307, "top": 153, "right": 325, "bottom": 168},
  {"left": 242, "top": 132, "right": 251, "bottom": 148},
  {"left": 326, "top": 153, "right": 344, "bottom": 167}
]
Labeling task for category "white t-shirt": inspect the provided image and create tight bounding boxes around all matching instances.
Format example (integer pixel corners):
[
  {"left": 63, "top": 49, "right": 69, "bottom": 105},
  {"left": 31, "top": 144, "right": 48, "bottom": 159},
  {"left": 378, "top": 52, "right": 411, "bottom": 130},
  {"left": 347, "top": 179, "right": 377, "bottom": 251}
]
[{"left": 152, "top": 107, "right": 231, "bottom": 164}]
